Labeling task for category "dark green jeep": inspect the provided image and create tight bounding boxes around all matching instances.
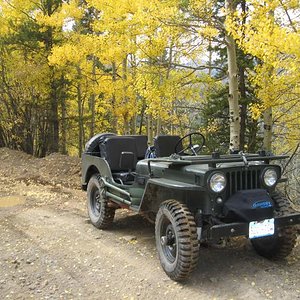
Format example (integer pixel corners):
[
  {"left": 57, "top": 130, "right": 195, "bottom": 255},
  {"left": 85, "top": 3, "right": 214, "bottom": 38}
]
[{"left": 81, "top": 132, "right": 300, "bottom": 281}]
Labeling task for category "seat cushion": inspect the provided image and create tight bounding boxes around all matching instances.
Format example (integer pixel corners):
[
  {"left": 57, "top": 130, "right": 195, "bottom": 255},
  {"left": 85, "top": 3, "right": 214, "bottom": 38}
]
[
  {"left": 154, "top": 135, "right": 183, "bottom": 157},
  {"left": 126, "top": 135, "right": 148, "bottom": 159},
  {"left": 100, "top": 137, "right": 137, "bottom": 171}
]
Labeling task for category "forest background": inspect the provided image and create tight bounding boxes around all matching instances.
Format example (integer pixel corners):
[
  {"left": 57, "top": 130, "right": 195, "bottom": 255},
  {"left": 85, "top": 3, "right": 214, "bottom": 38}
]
[{"left": 0, "top": 0, "right": 299, "bottom": 202}]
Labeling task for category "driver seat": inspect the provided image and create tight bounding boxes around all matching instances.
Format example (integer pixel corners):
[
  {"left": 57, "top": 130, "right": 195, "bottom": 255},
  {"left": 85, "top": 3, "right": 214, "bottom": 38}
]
[{"left": 154, "top": 135, "right": 183, "bottom": 157}]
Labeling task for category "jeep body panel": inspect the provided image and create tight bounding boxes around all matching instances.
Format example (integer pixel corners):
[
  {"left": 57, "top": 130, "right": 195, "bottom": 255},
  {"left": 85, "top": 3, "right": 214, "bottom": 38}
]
[
  {"left": 138, "top": 178, "right": 207, "bottom": 214},
  {"left": 82, "top": 152, "right": 285, "bottom": 215},
  {"left": 134, "top": 158, "right": 283, "bottom": 215},
  {"left": 81, "top": 153, "right": 112, "bottom": 190}
]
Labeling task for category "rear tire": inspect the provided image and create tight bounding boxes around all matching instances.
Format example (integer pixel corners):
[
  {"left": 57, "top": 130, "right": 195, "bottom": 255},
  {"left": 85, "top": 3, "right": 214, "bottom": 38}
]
[
  {"left": 87, "top": 174, "right": 115, "bottom": 229},
  {"left": 155, "top": 200, "right": 199, "bottom": 281},
  {"left": 251, "top": 191, "right": 297, "bottom": 260}
]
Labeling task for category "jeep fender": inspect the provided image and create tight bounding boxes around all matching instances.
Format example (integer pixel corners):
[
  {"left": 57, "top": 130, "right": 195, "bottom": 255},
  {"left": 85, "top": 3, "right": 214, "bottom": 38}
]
[
  {"left": 138, "top": 178, "right": 209, "bottom": 214},
  {"left": 81, "top": 153, "right": 112, "bottom": 190}
]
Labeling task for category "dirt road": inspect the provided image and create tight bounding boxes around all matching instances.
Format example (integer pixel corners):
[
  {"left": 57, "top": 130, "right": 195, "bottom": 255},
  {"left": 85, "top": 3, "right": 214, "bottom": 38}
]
[{"left": 0, "top": 148, "right": 299, "bottom": 299}]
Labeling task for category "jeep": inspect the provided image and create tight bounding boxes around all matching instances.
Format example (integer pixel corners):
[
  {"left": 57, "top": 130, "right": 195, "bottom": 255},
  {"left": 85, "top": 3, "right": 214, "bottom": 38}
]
[{"left": 81, "top": 132, "right": 300, "bottom": 281}]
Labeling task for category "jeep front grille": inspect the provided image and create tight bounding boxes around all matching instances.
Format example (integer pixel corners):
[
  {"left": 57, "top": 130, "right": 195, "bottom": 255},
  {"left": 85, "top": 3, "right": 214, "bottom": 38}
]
[{"left": 226, "top": 169, "right": 261, "bottom": 198}]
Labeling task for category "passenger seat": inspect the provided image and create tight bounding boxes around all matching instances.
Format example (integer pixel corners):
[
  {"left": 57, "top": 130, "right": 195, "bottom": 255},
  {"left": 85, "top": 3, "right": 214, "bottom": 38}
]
[
  {"left": 154, "top": 135, "right": 183, "bottom": 157},
  {"left": 99, "top": 136, "right": 138, "bottom": 184},
  {"left": 126, "top": 135, "right": 148, "bottom": 160}
]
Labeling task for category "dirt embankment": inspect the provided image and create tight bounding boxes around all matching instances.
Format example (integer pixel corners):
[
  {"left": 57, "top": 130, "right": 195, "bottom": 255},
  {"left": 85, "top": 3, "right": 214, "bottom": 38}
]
[
  {"left": 0, "top": 147, "right": 299, "bottom": 300},
  {"left": 0, "top": 148, "right": 81, "bottom": 189}
]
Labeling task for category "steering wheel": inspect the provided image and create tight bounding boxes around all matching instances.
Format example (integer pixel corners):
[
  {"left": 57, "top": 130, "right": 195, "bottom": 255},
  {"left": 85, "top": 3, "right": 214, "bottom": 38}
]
[{"left": 175, "top": 132, "right": 205, "bottom": 156}]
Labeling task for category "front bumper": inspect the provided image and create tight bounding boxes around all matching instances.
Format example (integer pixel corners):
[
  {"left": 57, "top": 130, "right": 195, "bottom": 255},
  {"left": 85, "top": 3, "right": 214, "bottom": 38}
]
[{"left": 208, "top": 213, "right": 300, "bottom": 240}]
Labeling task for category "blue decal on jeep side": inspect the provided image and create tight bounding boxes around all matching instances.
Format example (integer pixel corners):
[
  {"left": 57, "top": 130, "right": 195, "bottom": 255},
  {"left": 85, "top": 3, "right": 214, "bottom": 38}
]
[{"left": 252, "top": 201, "right": 273, "bottom": 209}]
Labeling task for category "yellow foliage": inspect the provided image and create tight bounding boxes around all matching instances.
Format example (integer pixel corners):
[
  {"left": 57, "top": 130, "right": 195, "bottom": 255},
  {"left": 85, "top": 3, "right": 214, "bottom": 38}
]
[
  {"left": 36, "top": 0, "right": 83, "bottom": 29},
  {"left": 0, "top": 0, "right": 232, "bottom": 148},
  {"left": 52, "top": 0, "right": 210, "bottom": 132},
  {"left": 249, "top": 103, "right": 265, "bottom": 120},
  {"left": 226, "top": 0, "right": 300, "bottom": 149}
]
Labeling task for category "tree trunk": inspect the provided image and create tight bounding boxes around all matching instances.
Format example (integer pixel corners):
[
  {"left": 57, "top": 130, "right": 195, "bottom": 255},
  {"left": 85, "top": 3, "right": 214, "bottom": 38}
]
[
  {"left": 131, "top": 115, "right": 137, "bottom": 135},
  {"left": 61, "top": 89, "right": 67, "bottom": 155},
  {"left": 156, "top": 118, "right": 161, "bottom": 136},
  {"left": 239, "top": 65, "right": 247, "bottom": 151},
  {"left": 89, "top": 57, "right": 96, "bottom": 139},
  {"left": 122, "top": 57, "right": 130, "bottom": 135},
  {"left": 225, "top": 0, "right": 240, "bottom": 152},
  {"left": 208, "top": 40, "right": 212, "bottom": 77},
  {"left": 38, "top": 114, "right": 49, "bottom": 157},
  {"left": 239, "top": 0, "right": 247, "bottom": 152},
  {"left": 24, "top": 106, "right": 34, "bottom": 155},
  {"left": 263, "top": 10, "right": 274, "bottom": 153},
  {"left": 248, "top": 119, "right": 259, "bottom": 153},
  {"left": 139, "top": 103, "right": 146, "bottom": 135},
  {"left": 111, "top": 62, "right": 118, "bottom": 132},
  {"left": 0, "top": 126, "right": 6, "bottom": 147},
  {"left": 147, "top": 115, "right": 153, "bottom": 144},
  {"left": 48, "top": 73, "right": 59, "bottom": 153},
  {"left": 77, "top": 68, "right": 84, "bottom": 157},
  {"left": 170, "top": 103, "right": 175, "bottom": 135},
  {"left": 263, "top": 107, "right": 272, "bottom": 151},
  {"left": 44, "top": 14, "right": 59, "bottom": 154}
]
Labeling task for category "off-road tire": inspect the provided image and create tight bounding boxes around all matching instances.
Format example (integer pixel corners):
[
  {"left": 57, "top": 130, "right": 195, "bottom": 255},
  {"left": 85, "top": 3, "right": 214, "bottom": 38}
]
[
  {"left": 87, "top": 174, "right": 115, "bottom": 229},
  {"left": 155, "top": 200, "right": 199, "bottom": 281},
  {"left": 251, "top": 191, "right": 297, "bottom": 260}
]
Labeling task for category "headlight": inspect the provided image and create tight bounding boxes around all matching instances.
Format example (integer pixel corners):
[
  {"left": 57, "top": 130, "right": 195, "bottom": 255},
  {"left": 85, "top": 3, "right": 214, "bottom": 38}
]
[
  {"left": 209, "top": 173, "right": 226, "bottom": 193},
  {"left": 263, "top": 168, "right": 278, "bottom": 187}
]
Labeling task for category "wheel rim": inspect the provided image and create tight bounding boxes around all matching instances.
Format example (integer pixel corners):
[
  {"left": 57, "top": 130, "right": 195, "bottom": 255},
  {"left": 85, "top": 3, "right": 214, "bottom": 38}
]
[
  {"left": 91, "top": 187, "right": 101, "bottom": 217},
  {"left": 160, "top": 216, "right": 177, "bottom": 263}
]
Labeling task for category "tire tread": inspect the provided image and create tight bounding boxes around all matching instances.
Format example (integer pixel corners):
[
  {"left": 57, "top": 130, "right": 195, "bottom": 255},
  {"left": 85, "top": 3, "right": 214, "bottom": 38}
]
[
  {"left": 155, "top": 199, "right": 200, "bottom": 281},
  {"left": 251, "top": 190, "right": 297, "bottom": 260}
]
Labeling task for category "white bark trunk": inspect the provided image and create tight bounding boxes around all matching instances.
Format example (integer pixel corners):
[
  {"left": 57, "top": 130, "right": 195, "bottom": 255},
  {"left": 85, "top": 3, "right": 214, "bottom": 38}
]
[{"left": 225, "top": 0, "right": 240, "bottom": 152}]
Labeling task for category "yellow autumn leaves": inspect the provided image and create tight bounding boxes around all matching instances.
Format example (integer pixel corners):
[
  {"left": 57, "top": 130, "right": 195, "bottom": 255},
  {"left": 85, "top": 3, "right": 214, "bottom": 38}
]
[
  {"left": 226, "top": 0, "right": 300, "bottom": 150},
  {"left": 0, "top": 0, "right": 299, "bottom": 154}
]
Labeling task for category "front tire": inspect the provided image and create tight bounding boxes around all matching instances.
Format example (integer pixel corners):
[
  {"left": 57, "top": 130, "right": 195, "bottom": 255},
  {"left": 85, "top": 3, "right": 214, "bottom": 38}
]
[
  {"left": 87, "top": 174, "right": 115, "bottom": 229},
  {"left": 251, "top": 191, "right": 297, "bottom": 260},
  {"left": 155, "top": 200, "right": 199, "bottom": 281}
]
